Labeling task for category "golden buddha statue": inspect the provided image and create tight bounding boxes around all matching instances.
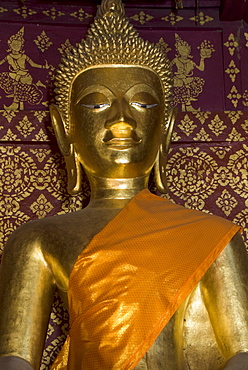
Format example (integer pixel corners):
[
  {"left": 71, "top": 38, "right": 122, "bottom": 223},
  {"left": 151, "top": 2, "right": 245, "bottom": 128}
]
[{"left": 0, "top": 1, "right": 248, "bottom": 369}]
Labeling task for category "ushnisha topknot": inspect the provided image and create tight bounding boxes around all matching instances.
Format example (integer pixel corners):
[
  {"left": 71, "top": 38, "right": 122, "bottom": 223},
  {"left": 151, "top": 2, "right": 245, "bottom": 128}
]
[{"left": 54, "top": 0, "right": 173, "bottom": 132}]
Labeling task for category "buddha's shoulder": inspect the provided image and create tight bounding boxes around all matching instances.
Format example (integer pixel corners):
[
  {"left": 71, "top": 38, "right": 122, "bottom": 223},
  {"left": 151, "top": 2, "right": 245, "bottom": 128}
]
[{"left": 5, "top": 207, "right": 120, "bottom": 258}]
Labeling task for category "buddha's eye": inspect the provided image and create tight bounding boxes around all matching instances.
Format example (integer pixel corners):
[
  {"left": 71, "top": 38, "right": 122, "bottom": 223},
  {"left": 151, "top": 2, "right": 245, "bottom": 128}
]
[
  {"left": 130, "top": 92, "right": 159, "bottom": 110},
  {"left": 81, "top": 103, "right": 110, "bottom": 110},
  {"left": 130, "top": 102, "right": 158, "bottom": 109},
  {"left": 79, "top": 92, "right": 110, "bottom": 111}
]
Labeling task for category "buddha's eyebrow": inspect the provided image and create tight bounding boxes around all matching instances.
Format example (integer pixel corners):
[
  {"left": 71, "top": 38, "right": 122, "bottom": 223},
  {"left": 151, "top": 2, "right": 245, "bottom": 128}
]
[
  {"left": 125, "top": 83, "right": 160, "bottom": 101},
  {"left": 76, "top": 84, "right": 114, "bottom": 104}
]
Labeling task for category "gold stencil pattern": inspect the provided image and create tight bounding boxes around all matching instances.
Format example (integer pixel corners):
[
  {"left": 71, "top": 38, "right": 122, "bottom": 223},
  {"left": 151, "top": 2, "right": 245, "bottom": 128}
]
[
  {"left": 58, "top": 39, "right": 73, "bottom": 55},
  {"left": 34, "top": 31, "right": 53, "bottom": 53},
  {"left": 130, "top": 11, "right": 154, "bottom": 25},
  {"left": 167, "top": 147, "right": 219, "bottom": 200},
  {"left": 16, "top": 115, "right": 35, "bottom": 138},
  {"left": 189, "top": 12, "right": 214, "bottom": 25},
  {"left": 225, "top": 60, "right": 240, "bottom": 83},
  {"left": 227, "top": 86, "right": 242, "bottom": 108},
  {"left": 208, "top": 115, "right": 227, "bottom": 136},
  {"left": 70, "top": 9, "right": 93, "bottom": 21},
  {"left": 30, "top": 194, "right": 54, "bottom": 218},
  {"left": 161, "top": 13, "right": 183, "bottom": 25},
  {"left": 0, "top": 7, "right": 7, "bottom": 13},
  {"left": 224, "top": 33, "right": 238, "bottom": 56},
  {"left": 13, "top": 5, "right": 37, "bottom": 19},
  {"left": 215, "top": 189, "right": 238, "bottom": 216},
  {"left": 43, "top": 7, "right": 65, "bottom": 20}
]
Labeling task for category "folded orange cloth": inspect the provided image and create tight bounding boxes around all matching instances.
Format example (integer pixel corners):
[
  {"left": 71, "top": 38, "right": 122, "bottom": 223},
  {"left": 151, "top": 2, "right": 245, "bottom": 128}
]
[{"left": 51, "top": 190, "right": 240, "bottom": 370}]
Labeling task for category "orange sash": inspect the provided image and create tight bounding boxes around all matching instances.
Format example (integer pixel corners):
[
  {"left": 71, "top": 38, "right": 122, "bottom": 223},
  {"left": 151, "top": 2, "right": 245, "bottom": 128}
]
[{"left": 51, "top": 190, "right": 240, "bottom": 370}]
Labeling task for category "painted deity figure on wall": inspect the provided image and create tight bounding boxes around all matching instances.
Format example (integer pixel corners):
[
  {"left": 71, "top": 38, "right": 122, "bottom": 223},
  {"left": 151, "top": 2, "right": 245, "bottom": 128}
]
[
  {"left": 0, "top": 27, "right": 49, "bottom": 110},
  {"left": 172, "top": 33, "right": 214, "bottom": 111}
]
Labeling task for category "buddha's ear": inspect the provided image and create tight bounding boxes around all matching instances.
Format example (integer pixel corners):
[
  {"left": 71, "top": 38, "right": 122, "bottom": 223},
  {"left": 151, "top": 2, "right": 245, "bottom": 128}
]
[
  {"left": 162, "top": 106, "right": 177, "bottom": 157},
  {"left": 49, "top": 104, "right": 70, "bottom": 156},
  {"left": 49, "top": 104, "right": 82, "bottom": 195},
  {"left": 154, "top": 106, "right": 177, "bottom": 194}
]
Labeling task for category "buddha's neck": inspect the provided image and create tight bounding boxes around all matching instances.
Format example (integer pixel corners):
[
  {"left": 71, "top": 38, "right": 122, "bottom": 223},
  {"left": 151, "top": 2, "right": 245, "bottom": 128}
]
[{"left": 87, "top": 175, "right": 149, "bottom": 209}]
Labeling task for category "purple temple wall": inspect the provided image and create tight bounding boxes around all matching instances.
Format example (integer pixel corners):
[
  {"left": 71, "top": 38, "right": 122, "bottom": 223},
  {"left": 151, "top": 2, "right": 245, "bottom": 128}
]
[{"left": 0, "top": 1, "right": 247, "bottom": 368}]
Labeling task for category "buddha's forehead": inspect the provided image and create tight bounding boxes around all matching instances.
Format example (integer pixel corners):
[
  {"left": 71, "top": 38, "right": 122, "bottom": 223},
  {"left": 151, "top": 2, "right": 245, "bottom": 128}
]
[{"left": 71, "top": 66, "right": 163, "bottom": 98}]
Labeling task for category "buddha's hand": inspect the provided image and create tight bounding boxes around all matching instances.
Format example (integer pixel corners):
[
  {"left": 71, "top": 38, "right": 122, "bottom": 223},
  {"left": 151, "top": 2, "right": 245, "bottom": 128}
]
[
  {"left": 0, "top": 356, "right": 34, "bottom": 370},
  {"left": 223, "top": 352, "right": 248, "bottom": 369}
]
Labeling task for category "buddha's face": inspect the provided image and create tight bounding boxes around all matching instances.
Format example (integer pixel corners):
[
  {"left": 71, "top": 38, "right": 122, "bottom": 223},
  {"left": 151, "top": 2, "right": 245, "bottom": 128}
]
[{"left": 70, "top": 66, "right": 164, "bottom": 179}]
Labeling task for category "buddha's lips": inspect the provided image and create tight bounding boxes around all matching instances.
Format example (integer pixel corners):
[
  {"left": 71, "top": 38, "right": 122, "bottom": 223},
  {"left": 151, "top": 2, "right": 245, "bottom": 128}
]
[
  {"left": 103, "top": 130, "right": 142, "bottom": 147},
  {"left": 104, "top": 137, "right": 141, "bottom": 147}
]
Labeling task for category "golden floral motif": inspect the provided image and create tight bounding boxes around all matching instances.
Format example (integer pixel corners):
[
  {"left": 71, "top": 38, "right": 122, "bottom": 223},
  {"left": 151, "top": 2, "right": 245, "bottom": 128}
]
[
  {"left": 193, "top": 111, "right": 210, "bottom": 124},
  {"left": 0, "top": 212, "right": 30, "bottom": 255},
  {"left": 2, "top": 129, "right": 19, "bottom": 141},
  {"left": 45, "top": 323, "right": 55, "bottom": 339},
  {"left": 0, "top": 7, "right": 7, "bottom": 13},
  {"left": 228, "top": 145, "right": 248, "bottom": 198},
  {"left": 227, "top": 127, "right": 245, "bottom": 141},
  {"left": 225, "top": 110, "right": 243, "bottom": 124},
  {"left": 29, "top": 148, "right": 51, "bottom": 163},
  {"left": 130, "top": 11, "right": 154, "bottom": 25},
  {"left": 70, "top": 8, "right": 93, "bottom": 22},
  {"left": 30, "top": 194, "right": 54, "bottom": 219},
  {"left": 44, "top": 154, "right": 68, "bottom": 199},
  {"left": 209, "top": 146, "right": 232, "bottom": 159},
  {"left": 40, "top": 292, "right": 69, "bottom": 369},
  {"left": 59, "top": 197, "right": 83, "bottom": 214},
  {"left": 234, "top": 210, "right": 248, "bottom": 248},
  {"left": 243, "top": 90, "right": 248, "bottom": 107},
  {"left": 167, "top": 148, "right": 219, "bottom": 199},
  {"left": 177, "top": 114, "right": 197, "bottom": 136},
  {"left": 216, "top": 189, "right": 238, "bottom": 216},
  {"left": 189, "top": 12, "right": 213, "bottom": 25},
  {"left": 16, "top": 115, "right": 35, "bottom": 138},
  {"left": 40, "top": 336, "right": 67, "bottom": 370},
  {"left": 42, "top": 101, "right": 50, "bottom": 108},
  {"left": 34, "top": 129, "right": 49, "bottom": 141},
  {"left": 214, "top": 166, "right": 233, "bottom": 187},
  {"left": 208, "top": 114, "right": 226, "bottom": 136},
  {"left": 0, "top": 197, "right": 20, "bottom": 216},
  {"left": 0, "top": 146, "right": 37, "bottom": 200},
  {"left": 58, "top": 39, "right": 73, "bottom": 55},
  {"left": 225, "top": 60, "right": 240, "bottom": 83},
  {"left": 184, "top": 196, "right": 205, "bottom": 211},
  {"left": 155, "top": 38, "right": 171, "bottom": 54},
  {"left": 13, "top": 5, "right": 37, "bottom": 19},
  {"left": 34, "top": 31, "right": 53, "bottom": 53},
  {"left": 224, "top": 33, "right": 238, "bottom": 56},
  {"left": 30, "top": 170, "right": 51, "bottom": 190},
  {"left": 172, "top": 131, "right": 181, "bottom": 142},
  {"left": 43, "top": 7, "right": 65, "bottom": 20},
  {"left": 161, "top": 12, "right": 183, "bottom": 25},
  {"left": 241, "top": 120, "right": 248, "bottom": 133},
  {"left": 193, "top": 127, "right": 211, "bottom": 141},
  {"left": 227, "top": 86, "right": 241, "bottom": 108},
  {"left": 1, "top": 110, "right": 16, "bottom": 123},
  {"left": 33, "top": 110, "right": 47, "bottom": 123}
]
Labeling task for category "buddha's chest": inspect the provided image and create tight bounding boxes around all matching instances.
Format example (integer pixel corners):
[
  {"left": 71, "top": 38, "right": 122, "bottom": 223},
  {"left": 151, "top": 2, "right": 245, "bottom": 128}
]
[{"left": 135, "top": 284, "right": 225, "bottom": 370}]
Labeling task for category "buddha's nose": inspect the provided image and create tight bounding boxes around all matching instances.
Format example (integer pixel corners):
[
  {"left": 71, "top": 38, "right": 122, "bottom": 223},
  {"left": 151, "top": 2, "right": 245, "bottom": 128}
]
[{"left": 104, "top": 98, "right": 137, "bottom": 130}]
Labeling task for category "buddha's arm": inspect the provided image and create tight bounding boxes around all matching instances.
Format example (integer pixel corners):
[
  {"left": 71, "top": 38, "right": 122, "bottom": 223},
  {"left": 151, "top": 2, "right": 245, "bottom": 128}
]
[
  {"left": 201, "top": 232, "right": 248, "bottom": 369},
  {"left": 0, "top": 225, "right": 55, "bottom": 370}
]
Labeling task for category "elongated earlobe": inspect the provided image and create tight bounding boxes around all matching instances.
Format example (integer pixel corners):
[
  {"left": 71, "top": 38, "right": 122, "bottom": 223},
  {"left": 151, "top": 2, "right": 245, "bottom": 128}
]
[
  {"left": 154, "top": 107, "right": 177, "bottom": 194},
  {"left": 50, "top": 104, "right": 82, "bottom": 195},
  {"left": 64, "top": 144, "right": 82, "bottom": 195}
]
